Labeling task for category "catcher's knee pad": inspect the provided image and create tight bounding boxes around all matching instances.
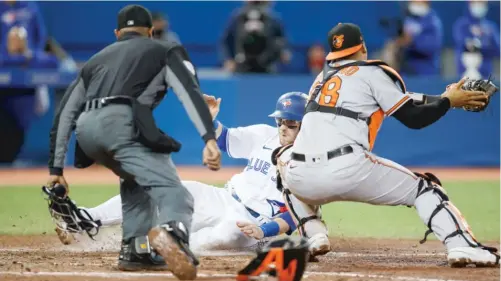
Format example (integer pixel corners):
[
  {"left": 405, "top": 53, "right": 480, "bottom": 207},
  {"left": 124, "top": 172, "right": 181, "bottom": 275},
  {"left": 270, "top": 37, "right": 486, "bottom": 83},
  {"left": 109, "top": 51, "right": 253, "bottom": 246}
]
[
  {"left": 283, "top": 188, "right": 327, "bottom": 239},
  {"left": 414, "top": 174, "right": 498, "bottom": 254},
  {"left": 237, "top": 236, "right": 309, "bottom": 281}
]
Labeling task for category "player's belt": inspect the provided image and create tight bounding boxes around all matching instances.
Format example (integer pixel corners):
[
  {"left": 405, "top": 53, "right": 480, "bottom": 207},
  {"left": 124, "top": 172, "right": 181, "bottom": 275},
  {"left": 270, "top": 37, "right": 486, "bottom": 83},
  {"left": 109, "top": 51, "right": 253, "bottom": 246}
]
[
  {"left": 82, "top": 96, "right": 132, "bottom": 112},
  {"left": 291, "top": 145, "right": 354, "bottom": 162}
]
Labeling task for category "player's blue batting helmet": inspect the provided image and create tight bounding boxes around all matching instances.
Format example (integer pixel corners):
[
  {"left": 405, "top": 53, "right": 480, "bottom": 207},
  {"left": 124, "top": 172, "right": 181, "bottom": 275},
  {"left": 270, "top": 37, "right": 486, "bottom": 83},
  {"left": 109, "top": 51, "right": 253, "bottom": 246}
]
[{"left": 268, "top": 92, "right": 308, "bottom": 122}]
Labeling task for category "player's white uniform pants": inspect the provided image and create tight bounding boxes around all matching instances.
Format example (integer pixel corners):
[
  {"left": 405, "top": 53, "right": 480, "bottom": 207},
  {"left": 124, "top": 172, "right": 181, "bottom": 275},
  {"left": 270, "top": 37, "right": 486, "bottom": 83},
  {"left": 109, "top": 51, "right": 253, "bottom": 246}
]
[
  {"left": 85, "top": 181, "right": 260, "bottom": 252},
  {"left": 280, "top": 144, "right": 479, "bottom": 251}
]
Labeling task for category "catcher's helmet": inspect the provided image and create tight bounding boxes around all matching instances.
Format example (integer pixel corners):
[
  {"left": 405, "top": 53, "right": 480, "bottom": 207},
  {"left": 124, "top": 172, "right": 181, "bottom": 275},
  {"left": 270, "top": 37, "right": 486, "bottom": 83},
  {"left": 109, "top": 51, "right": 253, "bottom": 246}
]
[
  {"left": 268, "top": 92, "right": 308, "bottom": 122},
  {"left": 237, "top": 236, "right": 309, "bottom": 281}
]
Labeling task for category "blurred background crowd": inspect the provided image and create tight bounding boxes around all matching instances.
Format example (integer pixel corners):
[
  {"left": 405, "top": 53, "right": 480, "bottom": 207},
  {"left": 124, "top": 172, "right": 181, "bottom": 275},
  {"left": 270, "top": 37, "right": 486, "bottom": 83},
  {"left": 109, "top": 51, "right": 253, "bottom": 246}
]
[{"left": 0, "top": 0, "right": 499, "bottom": 167}]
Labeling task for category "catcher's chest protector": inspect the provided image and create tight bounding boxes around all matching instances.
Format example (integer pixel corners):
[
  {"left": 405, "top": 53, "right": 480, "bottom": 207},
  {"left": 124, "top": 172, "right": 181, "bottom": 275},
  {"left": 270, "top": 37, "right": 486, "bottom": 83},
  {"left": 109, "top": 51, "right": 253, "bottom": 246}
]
[
  {"left": 237, "top": 237, "right": 309, "bottom": 281},
  {"left": 306, "top": 60, "right": 407, "bottom": 116}
]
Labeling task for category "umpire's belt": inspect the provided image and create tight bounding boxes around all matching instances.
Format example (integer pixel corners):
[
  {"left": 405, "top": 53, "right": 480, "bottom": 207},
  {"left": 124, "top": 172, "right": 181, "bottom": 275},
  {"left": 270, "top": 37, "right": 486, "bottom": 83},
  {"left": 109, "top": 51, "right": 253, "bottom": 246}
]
[
  {"left": 83, "top": 96, "right": 132, "bottom": 112},
  {"left": 291, "top": 145, "right": 354, "bottom": 162}
]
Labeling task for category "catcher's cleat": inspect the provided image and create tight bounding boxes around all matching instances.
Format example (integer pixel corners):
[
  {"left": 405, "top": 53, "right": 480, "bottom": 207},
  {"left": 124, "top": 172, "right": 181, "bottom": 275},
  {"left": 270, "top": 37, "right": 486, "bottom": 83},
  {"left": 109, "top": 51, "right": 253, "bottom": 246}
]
[
  {"left": 308, "top": 233, "right": 331, "bottom": 258},
  {"left": 148, "top": 221, "right": 199, "bottom": 280},
  {"left": 448, "top": 247, "right": 500, "bottom": 268},
  {"left": 118, "top": 237, "right": 169, "bottom": 271},
  {"left": 42, "top": 185, "right": 102, "bottom": 243},
  {"left": 237, "top": 236, "right": 309, "bottom": 281}
]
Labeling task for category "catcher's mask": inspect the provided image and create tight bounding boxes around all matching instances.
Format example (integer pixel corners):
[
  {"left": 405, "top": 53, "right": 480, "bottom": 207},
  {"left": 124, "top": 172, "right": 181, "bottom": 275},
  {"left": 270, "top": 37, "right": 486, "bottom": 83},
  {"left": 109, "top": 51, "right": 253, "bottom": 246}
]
[
  {"left": 237, "top": 236, "right": 309, "bottom": 281},
  {"left": 41, "top": 184, "right": 101, "bottom": 239}
]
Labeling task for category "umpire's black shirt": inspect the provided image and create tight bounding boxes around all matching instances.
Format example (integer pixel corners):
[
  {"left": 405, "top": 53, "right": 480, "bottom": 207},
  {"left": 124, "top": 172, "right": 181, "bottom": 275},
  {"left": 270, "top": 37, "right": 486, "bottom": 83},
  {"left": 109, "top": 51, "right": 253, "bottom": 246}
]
[{"left": 48, "top": 32, "right": 216, "bottom": 176}]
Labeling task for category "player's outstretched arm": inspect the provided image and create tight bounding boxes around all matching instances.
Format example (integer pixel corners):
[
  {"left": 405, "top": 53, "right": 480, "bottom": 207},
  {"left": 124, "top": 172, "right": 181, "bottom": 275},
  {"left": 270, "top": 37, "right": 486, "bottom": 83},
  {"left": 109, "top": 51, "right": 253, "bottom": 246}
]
[
  {"left": 237, "top": 211, "right": 297, "bottom": 240},
  {"left": 392, "top": 78, "right": 488, "bottom": 129},
  {"left": 164, "top": 46, "right": 216, "bottom": 143},
  {"left": 203, "top": 94, "right": 277, "bottom": 159}
]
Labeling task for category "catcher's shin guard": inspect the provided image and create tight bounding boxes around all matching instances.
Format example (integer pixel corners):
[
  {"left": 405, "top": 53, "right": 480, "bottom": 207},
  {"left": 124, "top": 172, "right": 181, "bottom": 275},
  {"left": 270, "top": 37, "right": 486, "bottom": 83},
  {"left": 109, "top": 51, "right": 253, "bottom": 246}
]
[
  {"left": 282, "top": 189, "right": 330, "bottom": 257},
  {"left": 237, "top": 236, "right": 309, "bottom": 281},
  {"left": 42, "top": 185, "right": 102, "bottom": 243},
  {"left": 413, "top": 173, "right": 499, "bottom": 266}
]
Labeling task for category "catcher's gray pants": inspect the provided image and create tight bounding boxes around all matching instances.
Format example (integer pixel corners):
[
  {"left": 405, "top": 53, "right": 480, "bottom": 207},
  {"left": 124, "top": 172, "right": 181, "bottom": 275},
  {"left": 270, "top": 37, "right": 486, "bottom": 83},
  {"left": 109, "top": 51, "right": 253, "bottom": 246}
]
[{"left": 75, "top": 104, "right": 194, "bottom": 241}]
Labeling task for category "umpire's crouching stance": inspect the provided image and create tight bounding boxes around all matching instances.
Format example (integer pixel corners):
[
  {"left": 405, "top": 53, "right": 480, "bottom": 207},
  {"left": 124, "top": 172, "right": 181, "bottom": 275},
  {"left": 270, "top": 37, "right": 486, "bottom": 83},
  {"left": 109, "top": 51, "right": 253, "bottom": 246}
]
[{"left": 45, "top": 5, "right": 221, "bottom": 280}]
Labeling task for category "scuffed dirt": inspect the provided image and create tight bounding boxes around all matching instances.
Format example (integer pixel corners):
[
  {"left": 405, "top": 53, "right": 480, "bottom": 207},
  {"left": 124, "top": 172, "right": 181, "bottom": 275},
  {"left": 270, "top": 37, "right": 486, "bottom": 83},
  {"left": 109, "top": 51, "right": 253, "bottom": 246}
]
[{"left": 0, "top": 234, "right": 498, "bottom": 281}]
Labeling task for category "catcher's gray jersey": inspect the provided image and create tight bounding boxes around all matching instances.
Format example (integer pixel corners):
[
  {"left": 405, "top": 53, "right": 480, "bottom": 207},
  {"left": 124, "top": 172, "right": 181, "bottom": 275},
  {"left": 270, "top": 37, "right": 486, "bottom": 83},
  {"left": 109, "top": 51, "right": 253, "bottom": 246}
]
[{"left": 293, "top": 60, "right": 410, "bottom": 153}]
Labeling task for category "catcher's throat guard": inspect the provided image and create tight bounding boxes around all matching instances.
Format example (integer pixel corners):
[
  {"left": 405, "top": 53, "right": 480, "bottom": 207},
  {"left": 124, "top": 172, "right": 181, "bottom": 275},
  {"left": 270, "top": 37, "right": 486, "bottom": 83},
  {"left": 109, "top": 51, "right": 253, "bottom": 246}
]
[
  {"left": 42, "top": 184, "right": 101, "bottom": 240},
  {"left": 237, "top": 236, "right": 309, "bottom": 281}
]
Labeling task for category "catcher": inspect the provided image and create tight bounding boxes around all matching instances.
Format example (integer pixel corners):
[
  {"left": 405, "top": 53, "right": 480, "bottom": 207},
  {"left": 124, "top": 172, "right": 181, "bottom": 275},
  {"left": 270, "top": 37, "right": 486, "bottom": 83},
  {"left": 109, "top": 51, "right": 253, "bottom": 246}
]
[{"left": 273, "top": 22, "right": 499, "bottom": 267}]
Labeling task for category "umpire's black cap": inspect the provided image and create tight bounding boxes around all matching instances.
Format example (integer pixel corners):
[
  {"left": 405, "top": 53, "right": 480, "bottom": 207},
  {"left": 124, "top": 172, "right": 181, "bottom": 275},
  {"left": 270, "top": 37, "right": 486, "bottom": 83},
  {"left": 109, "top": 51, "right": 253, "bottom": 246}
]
[
  {"left": 326, "top": 23, "right": 364, "bottom": 61},
  {"left": 117, "top": 5, "right": 153, "bottom": 30}
]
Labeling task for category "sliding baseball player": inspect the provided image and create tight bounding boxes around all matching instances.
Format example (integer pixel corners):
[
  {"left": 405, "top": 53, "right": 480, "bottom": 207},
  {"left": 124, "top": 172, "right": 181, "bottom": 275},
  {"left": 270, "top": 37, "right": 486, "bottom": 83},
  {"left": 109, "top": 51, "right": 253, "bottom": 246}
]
[{"left": 54, "top": 92, "right": 307, "bottom": 253}]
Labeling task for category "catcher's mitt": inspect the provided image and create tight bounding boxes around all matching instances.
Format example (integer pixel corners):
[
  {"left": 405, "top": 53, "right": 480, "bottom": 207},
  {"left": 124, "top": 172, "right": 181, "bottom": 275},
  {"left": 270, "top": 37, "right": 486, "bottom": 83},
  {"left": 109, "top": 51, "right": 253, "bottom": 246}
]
[
  {"left": 454, "top": 77, "right": 499, "bottom": 112},
  {"left": 42, "top": 184, "right": 101, "bottom": 241}
]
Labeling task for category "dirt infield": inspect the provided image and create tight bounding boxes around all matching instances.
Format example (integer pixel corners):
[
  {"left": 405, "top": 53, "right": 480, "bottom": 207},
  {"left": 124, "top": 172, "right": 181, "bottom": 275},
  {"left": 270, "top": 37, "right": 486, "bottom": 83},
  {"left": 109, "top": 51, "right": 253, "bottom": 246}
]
[
  {"left": 0, "top": 166, "right": 499, "bottom": 280},
  {"left": 0, "top": 234, "right": 499, "bottom": 281},
  {"left": 0, "top": 165, "right": 499, "bottom": 186}
]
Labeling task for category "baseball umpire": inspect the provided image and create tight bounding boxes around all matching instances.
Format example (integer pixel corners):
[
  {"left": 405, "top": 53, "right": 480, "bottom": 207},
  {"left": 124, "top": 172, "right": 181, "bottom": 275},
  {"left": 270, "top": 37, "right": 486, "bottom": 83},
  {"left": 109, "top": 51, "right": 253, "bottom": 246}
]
[{"left": 45, "top": 5, "right": 220, "bottom": 280}]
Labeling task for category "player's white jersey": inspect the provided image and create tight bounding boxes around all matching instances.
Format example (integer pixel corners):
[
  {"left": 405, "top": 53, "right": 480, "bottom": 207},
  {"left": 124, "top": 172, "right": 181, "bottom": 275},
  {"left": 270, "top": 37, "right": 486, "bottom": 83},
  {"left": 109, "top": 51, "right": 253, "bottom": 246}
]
[
  {"left": 293, "top": 59, "right": 410, "bottom": 154},
  {"left": 221, "top": 124, "right": 285, "bottom": 221}
]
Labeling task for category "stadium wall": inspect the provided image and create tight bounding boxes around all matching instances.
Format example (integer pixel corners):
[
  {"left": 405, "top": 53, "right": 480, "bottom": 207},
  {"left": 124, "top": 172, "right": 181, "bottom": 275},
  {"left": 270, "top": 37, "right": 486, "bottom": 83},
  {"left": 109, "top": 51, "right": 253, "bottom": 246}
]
[{"left": 16, "top": 75, "right": 500, "bottom": 168}]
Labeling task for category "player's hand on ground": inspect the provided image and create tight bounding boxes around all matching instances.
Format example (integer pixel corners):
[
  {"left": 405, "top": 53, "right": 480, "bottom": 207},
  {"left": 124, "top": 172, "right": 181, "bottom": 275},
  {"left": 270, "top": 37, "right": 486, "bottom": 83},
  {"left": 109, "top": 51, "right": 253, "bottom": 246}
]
[
  {"left": 237, "top": 221, "right": 264, "bottom": 240},
  {"left": 46, "top": 175, "right": 69, "bottom": 197},
  {"left": 203, "top": 139, "right": 221, "bottom": 171},
  {"left": 441, "top": 77, "right": 488, "bottom": 108},
  {"left": 203, "top": 94, "right": 221, "bottom": 120}
]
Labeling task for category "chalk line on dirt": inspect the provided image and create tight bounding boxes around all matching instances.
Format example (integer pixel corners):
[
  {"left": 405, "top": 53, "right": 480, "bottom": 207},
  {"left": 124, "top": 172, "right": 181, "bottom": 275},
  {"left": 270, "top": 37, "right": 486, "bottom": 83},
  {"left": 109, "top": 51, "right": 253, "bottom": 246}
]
[
  {"left": 0, "top": 247, "right": 446, "bottom": 258},
  {"left": 0, "top": 270, "right": 468, "bottom": 281}
]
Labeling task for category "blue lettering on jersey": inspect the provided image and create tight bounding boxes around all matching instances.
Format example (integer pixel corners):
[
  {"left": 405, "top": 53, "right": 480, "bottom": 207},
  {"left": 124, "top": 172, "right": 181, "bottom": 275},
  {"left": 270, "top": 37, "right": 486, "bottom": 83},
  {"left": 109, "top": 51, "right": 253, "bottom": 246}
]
[{"left": 246, "top": 158, "right": 273, "bottom": 176}]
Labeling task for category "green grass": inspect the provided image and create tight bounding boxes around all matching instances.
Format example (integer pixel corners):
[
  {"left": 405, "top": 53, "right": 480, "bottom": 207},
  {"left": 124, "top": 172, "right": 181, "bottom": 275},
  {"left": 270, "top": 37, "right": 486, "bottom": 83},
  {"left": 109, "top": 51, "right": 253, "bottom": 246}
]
[{"left": 0, "top": 181, "right": 499, "bottom": 241}]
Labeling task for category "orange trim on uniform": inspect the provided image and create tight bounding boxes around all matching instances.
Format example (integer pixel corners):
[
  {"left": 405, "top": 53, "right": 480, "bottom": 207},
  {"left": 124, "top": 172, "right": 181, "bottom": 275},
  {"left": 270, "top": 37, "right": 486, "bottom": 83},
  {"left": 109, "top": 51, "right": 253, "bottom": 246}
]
[
  {"left": 447, "top": 203, "right": 479, "bottom": 242},
  {"left": 365, "top": 153, "right": 418, "bottom": 180},
  {"left": 326, "top": 44, "right": 363, "bottom": 60},
  {"left": 368, "top": 109, "right": 384, "bottom": 151},
  {"left": 385, "top": 95, "right": 410, "bottom": 116}
]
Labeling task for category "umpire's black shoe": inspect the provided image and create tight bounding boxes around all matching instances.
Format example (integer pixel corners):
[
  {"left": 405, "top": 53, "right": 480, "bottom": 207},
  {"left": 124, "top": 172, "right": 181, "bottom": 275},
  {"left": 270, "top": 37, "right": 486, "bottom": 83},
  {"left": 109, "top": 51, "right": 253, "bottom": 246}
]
[
  {"left": 117, "top": 237, "right": 169, "bottom": 271},
  {"left": 148, "top": 221, "right": 199, "bottom": 280}
]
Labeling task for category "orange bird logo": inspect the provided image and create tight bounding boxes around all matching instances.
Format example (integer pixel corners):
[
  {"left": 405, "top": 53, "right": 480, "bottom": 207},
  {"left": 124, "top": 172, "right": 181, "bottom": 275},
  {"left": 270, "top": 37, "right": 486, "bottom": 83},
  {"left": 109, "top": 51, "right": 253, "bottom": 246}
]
[{"left": 332, "top": 35, "right": 344, "bottom": 49}]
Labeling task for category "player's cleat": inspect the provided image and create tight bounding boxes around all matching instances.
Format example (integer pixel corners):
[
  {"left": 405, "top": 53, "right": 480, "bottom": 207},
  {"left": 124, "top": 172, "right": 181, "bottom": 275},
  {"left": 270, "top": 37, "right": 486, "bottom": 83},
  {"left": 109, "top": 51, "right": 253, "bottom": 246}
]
[
  {"left": 148, "top": 221, "right": 199, "bottom": 280},
  {"left": 448, "top": 247, "right": 500, "bottom": 268},
  {"left": 117, "top": 237, "right": 169, "bottom": 271},
  {"left": 308, "top": 233, "right": 331, "bottom": 257}
]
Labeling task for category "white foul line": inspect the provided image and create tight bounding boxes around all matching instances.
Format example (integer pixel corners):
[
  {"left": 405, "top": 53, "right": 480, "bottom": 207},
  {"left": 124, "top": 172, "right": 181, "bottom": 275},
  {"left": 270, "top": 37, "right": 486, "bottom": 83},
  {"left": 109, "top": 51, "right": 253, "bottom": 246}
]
[
  {"left": 307, "top": 271, "right": 468, "bottom": 281},
  {"left": 0, "top": 271, "right": 469, "bottom": 281},
  {"left": 0, "top": 247, "right": 446, "bottom": 258}
]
